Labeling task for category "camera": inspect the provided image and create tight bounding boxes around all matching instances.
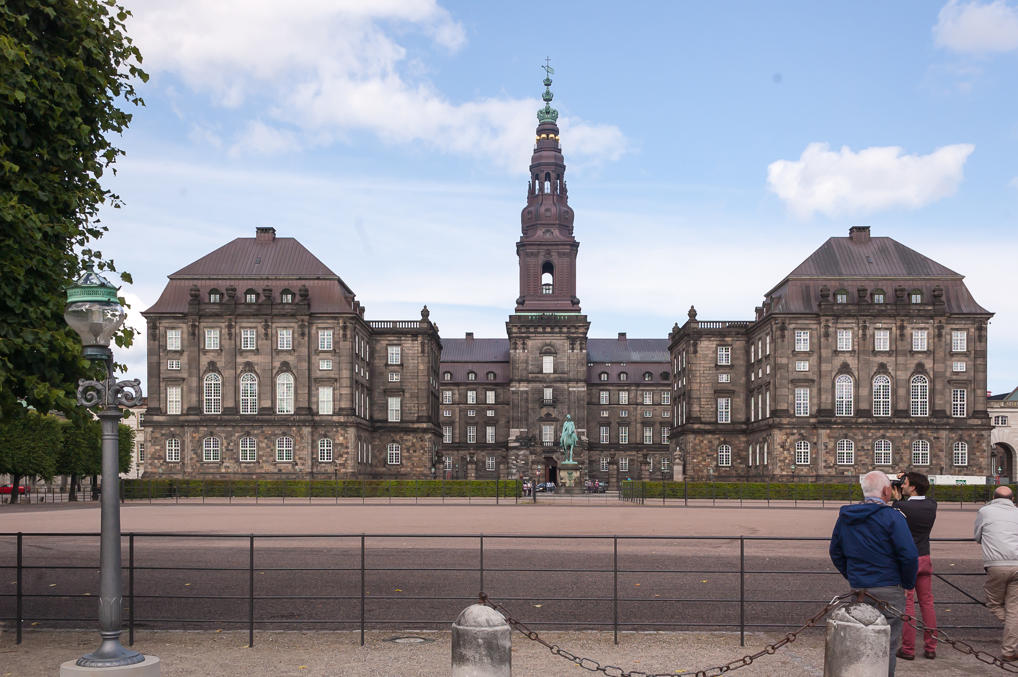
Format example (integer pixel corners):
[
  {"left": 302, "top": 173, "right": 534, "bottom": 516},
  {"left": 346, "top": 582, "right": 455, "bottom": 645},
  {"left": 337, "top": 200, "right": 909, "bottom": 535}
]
[{"left": 890, "top": 477, "right": 904, "bottom": 488}]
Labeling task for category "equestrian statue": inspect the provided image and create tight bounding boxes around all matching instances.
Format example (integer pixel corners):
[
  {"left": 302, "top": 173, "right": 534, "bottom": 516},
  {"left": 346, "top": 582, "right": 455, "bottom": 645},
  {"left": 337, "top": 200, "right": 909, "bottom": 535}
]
[{"left": 560, "top": 414, "right": 578, "bottom": 464}]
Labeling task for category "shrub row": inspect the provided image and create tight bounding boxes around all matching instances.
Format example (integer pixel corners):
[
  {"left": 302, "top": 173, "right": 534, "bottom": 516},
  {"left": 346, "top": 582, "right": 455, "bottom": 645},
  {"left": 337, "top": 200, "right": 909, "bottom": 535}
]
[
  {"left": 626, "top": 481, "right": 1015, "bottom": 503},
  {"left": 122, "top": 478, "right": 521, "bottom": 499}
]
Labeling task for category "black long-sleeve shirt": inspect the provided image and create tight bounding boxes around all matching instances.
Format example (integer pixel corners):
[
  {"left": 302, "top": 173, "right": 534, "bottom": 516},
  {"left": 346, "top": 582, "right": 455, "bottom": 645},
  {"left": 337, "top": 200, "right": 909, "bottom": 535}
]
[{"left": 893, "top": 496, "right": 937, "bottom": 557}]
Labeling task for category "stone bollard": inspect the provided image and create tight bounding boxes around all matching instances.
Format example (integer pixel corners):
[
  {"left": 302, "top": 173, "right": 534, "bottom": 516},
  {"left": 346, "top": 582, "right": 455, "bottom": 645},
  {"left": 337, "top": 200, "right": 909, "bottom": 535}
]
[
  {"left": 824, "top": 603, "right": 889, "bottom": 677},
  {"left": 452, "top": 604, "right": 511, "bottom": 677}
]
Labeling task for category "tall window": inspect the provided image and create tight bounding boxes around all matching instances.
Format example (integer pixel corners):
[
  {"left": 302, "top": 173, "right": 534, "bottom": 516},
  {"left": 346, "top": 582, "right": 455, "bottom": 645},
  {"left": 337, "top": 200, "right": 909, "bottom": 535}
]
[
  {"left": 277, "top": 328, "right": 293, "bottom": 350},
  {"left": 910, "top": 375, "right": 929, "bottom": 417},
  {"left": 318, "top": 386, "right": 333, "bottom": 415},
  {"left": 600, "top": 457, "right": 610, "bottom": 471},
  {"left": 619, "top": 391, "right": 629, "bottom": 405},
  {"left": 276, "top": 373, "right": 295, "bottom": 414},
  {"left": 387, "top": 396, "right": 401, "bottom": 422},
  {"left": 276, "top": 437, "right": 294, "bottom": 462},
  {"left": 486, "top": 426, "right": 496, "bottom": 443},
  {"left": 836, "top": 329, "right": 852, "bottom": 351},
  {"left": 874, "top": 439, "right": 892, "bottom": 466},
  {"left": 951, "top": 389, "right": 967, "bottom": 417},
  {"left": 318, "top": 439, "right": 333, "bottom": 463},
  {"left": 202, "top": 437, "right": 221, "bottom": 462},
  {"left": 661, "top": 426, "right": 670, "bottom": 443},
  {"left": 443, "top": 425, "right": 452, "bottom": 443},
  {"left": 794, "top": 388, "right": 809, "bottom": 417},
  {"left": 953, "top": 441, "right": 968, "bottom": 466},
  {"left": 643, "top": 391, "right": 653, "bottom": 405},
  {"left": 835, "top": 375, "right": 853, "bottom": 416},
  {"left": 442, "top": 391, "right": 453, "bottom": 404},
  {"left": 466, "top": 425, "right": 477, "bottom": 444},
  {"left": 619, "top": 458, "right": 630, "bottom": 473},
  {"left": 716, "top": 397, "right": 731, "bottom": 423},
  {"left": 599, "top": 425, "right": 610, "bottom": 444},
  {"left": 485, "top": 456, "right": 496, "bottom": 471},
  {"left": 717, "top": 346, "right": 731, "bottom": 365},
  {"left": 872, "top": 375, "right": 891, "bottom": 417},
  {"left": 643, "top": 426, "right": 654, "bottom": 444},
  {"left": 467, "top": 390, "right": 477, "bottom": 404},
  {"left": 238, "top": 328, "right": 255, "bottom": 350},
  {"left": 166, "top": 328, "right": 181, "bottom": 351},
  {"left": 387, "top": 443, "right": 401, "bottom": 465},
  {"left": 203, "top": 373, "right": 222, "bottom": 414},
  {"left": 240, "top": 437, "right": 257, "bottom": 463},
  {"left": 542, "top": 424, "right": 554, "bottom": 445},
  {"left": 166, "top": 439, "right": 181, "bottom": 462},
  {"left": 618, "top": 425, "right": 629, "bottom": 444},
  {"left": 836, "top": 440, "right": 854, "bottom": 465},
  {"left": 795, "top": 440, "right": 810, "bottom": 465},
  {"left": 240, "top": 373, "right": 258, "bottom": 414},
  {"left": 874, "top": 329, "right": 889, "bottom": 352},
  {"left": 911, "top": 440, "right": 930, "bottom": 466},
  {"left": 319, "top": 329, "right": 333, "bottom": 351},
  {"left": 388, "top": 345, "right": 401, "bottom": 365},
  {"left": 912, "top": 329, "right": 928, "bottom": 352},
  {"left": 951, "top": 330, "right": 967, "bottom": 352},
  {"left": 542, "top": 355, "right": 554, "bottom": 373},
  {"left": 543, "top": 387, "right": 553, "bottom": 402},
  {"left": 600, "top": 391, "right": 609, "bottom": 404},
  {"left": 467, "top": 371, "right": 476, "bottom": 381},
  {"left": 485, "top": 390, "right": 495, "bottom": 404},
  {"left": 718, "top": 444, "right": 732, "bottom": 466},
  {"left": 166, "top": 386, "right": 181, "bottom": 415},
  {"left": 204, "top": 328, "right": 220, "bottom": 350},
  {"left": 661, "top": 392, "right": 671, "bottom": 405},
  {"left": 794, "top": 330, "right": 810, "bottom": 352}
]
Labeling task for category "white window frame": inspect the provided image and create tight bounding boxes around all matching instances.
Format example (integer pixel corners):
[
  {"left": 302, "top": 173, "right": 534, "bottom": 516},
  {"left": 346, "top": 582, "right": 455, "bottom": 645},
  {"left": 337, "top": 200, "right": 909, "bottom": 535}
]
[
  {"left": 166, "top": 328, "right": 182, "bottom": 351},
  {"left": 951, "top": 330, "right": 967, "bottom": 352},
  {"left": 618, "top": 425, "right": 629, "bottom": 444},
  {"left": 911, "top": 440, "right": 930, "bottom": 466},
  {"left": 717, "top": 346, "right": 731, "bottom": 365},
  {"left": 388, "top": 372, "right": 401, "bottom": 382},
  {"left": 485, "top": 390, "right": 495, "bottom": 405},
  {"left": 203, "top": 437, "right": 221, "bottom": 463},
  {"left": 203, "top": 373, "right": 222, "bottom": 414},
  {"left": 794, "top": 330, "right": 809, "bottom": 352},
  {"left": 835, "top": 375, "right": 854, "bottom": 417},
  {"left": 387, "top": 345, "right": 401, "bottom": 365},
  {"left": 953, "top": 441, "right": 968, "bottom": 466},
  {"left": 599, "top": 390, "right": 609, "bottom": 405},
  {"left": 167, "top": 359, "right": 180, "bottom": 371},
  {"left": 276, "top": 437, "right": 294, "bottom": 462},
  {"left": 718, "top": 373, "right": 731, "bottom": 383},
  {"left": 619, "top": 391, "right": 629, "bottom": 405},
  {"left": 318, "top": 439, "right": 333, "bottom": 463},
  {"left": 717, "top": 397, "right": 731, "bottom": 423},
  {"left": 600, "top": 457, "right": 610, "bottom": 472},
  {"left": 166, "top": 438, "right": 181, "bottom": 462},
  {"left": 386, "top": 443, "right": 401, "bottom": 465},
  {"left": 599, "top": 425, "right": 610, "bottom": 444},
  {"left": 442, "top": 391, "right": 453, "bottom": 404},
  {"left": 795, "top": 440, "right": 810, "bottom": 465},
  {"left": 277, "top": 328, "right": 293, "bottom": 350},
  {"left": 874, "top": 439, "right": 892, "bottom": 466},
  {"left": 874, "top": 329, "right": 889, "bottom": 352},
  {"left": 318, "top": 329, "right": 333, "bottom": 351},
  {"left": 318, "top": 386, "right": 333, "bottom": 415},
  {"left": 542, "top": 424, "right": 554, "bottom": 445},
  {"left": 661, "top": 392, "right": 671, "bottom": 405},
  {"left": 467, "top": 425, "right": 477, "bottom": 444},
  {"left": 619, "top": 457, "right": 630, "bottom": 473},
  {"left": 485, "top": 456, "right": 496, "bottom": 471},
  {"left": 486, "top": 425, "right": 495, "bottom": 444},
  {"left": 872, "top": 375, "right": 891, "bottom": 417},
  {"left": 951, "top": 389, "right": 967, "bottom": 418},
  {"left": 319, "top": 358, "right": 333, "bottom": 371},
  {"left": 276, "top": 373, "right": 295, "bottom": 414},
  {"left": 240, "top": 373, "right": 258, "bottom": 415},
  {"left": 836, "top": 439, "right": 854, "bottom": 465},
  {"left": 442, "top": 425, "right": 452, "bottom": 443},
  {"left": 910, "top": 375, "right": 929, "bottom": 417},
  {"left": 912, "top": 329, "right": 928, "bottom": 352},
  {"left": 717, "top": 444, "right": 732, "bottom": 467},
  {"left": 467, "top": 390, "right": 477, "bottom": 404},
  {"left": 795, "top": 360, "right": 809, "bottom": 372},
  {"left": 204, "top": 328, "right": 220, "bottom": 350},
  {"left": 836, "top": 329, "right": 852, "bottom": 351},
  {"left": 794, "top": 388, "right": 809, "bottom": 417},
  {"left": 643, "top": 391, "right": 653, "bottom": 405},
  {"left": 387, "top": 396, "right": 401, "bottom": 422},
  {"left": 240, "top": 437, "right": 257, "bottom": 463},
  {"left": 542, "top": 355, "right": 554, "bottom": 374},
  {"left": 952, "top": 361, "right": 966, "bottom": 373},
  {"left": 661, "top": 426, "right": 670, "bottom": 443},
  {"left": 166, "top": 386, "right": 182, "bottom": 415},
  {"left": 643, "top": 426, "right": 654, "bottom": 444},
  {"left": 241, "top": 328, "right": 256, "bottom": 350}
]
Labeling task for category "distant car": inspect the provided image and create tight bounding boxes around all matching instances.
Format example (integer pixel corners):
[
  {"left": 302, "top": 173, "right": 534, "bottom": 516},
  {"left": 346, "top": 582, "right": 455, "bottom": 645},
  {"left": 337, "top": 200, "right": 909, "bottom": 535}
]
[
  {"left": 536, "top": 482, "right": 556, "bottom": 493},
  {"left": 0, "top": 484, "right": 30, "bottom": 494}
]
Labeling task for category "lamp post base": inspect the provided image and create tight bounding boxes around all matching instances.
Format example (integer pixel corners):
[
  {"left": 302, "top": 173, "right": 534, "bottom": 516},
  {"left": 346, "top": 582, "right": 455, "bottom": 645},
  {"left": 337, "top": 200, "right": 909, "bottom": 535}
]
[{"left": 61, "top": 655, "right": 160, "bottom": 675}]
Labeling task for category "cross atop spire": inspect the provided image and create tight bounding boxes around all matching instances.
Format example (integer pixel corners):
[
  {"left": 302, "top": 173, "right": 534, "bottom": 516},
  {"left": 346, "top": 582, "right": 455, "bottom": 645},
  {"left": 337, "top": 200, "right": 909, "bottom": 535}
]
[{"left": 537, "top": 60, "right": 558, "bottom": 123}]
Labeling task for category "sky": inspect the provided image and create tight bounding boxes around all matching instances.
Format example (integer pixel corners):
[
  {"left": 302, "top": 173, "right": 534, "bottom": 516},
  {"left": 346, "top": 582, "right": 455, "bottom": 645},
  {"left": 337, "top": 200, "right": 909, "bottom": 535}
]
[{"left": 102, "top": 0, "right": 1018, "bottom": 395}]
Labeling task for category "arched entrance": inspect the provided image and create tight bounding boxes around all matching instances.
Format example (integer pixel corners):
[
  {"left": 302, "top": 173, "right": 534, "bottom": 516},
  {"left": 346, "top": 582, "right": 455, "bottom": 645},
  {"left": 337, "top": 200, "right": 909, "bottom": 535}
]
[
  {"left": 991, "top": 443, "right": 1015, "bottom": 483},
  {"left": 544, "top": 457, "right": 558, "bottom": 485}
]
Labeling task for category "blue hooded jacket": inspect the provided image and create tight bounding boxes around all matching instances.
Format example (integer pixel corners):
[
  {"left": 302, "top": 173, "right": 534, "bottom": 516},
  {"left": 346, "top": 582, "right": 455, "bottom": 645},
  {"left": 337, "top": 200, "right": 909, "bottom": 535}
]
[{"left": 830, "top": 501, "right": 918, "bottom": 590}]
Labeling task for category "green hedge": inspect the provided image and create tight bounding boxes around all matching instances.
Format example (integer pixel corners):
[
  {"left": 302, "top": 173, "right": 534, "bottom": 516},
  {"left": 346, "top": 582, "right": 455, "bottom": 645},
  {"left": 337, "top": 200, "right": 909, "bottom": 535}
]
[
  {"left": 625, "top": 481, "right": 1012, "bottom": 503},
  {"left": 123, "top": 478, "right": 521, "bottom": 500}
]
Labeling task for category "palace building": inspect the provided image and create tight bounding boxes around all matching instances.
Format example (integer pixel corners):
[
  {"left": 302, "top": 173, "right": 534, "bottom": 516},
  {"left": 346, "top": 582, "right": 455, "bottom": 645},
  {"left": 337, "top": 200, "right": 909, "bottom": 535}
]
[{"left": 141, "top": 74, "right": 993, "bottom": 483}]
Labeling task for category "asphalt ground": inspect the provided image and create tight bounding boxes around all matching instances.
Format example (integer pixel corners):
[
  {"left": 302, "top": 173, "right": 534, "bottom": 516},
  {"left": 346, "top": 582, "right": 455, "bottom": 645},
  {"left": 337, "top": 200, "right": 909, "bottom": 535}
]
[{"left": 0, "top": 501, "right": 1004, "bottom": 676}]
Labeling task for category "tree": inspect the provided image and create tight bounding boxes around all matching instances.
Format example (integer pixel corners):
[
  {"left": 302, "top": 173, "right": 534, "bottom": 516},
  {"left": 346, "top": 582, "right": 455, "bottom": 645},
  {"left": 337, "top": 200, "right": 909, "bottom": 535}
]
[
  {"left": 0, "top": 0, "right": 146, "bottom": 418},
  {"left": 0, "top": 410, "right": 59, "bottom": 503},
  {"left": 57, "top": 416, "right": 133, "bottom": 500}
]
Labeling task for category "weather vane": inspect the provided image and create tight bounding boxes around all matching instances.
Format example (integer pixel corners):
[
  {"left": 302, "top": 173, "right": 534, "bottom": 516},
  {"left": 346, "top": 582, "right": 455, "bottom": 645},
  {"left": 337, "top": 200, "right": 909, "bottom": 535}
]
[{"left": 542, "top": 57, "right": 554, "bottom": 76}]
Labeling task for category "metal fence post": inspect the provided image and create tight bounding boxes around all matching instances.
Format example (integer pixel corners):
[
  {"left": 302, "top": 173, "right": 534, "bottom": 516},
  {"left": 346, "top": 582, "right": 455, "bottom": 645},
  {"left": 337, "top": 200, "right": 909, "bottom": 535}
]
[
  {"left": 684, "top": 477, "right": 688, "bottom": 507},
  {"left": 739, "top": 536, "right": 745, "bottom": 647},
  {"left": 479, "top": 534, "right": 485, "bottom": 594},
  {"left": 249, "top": 534, "right": 255, "bottom": 648},
  {"left": 612, "top": 535, "right": 618, "bottom": 645},
  {"left": 360, "top": 534, "right": 366, "bottom": 647},
  {"left": 255, "top": 480, "right": 259, "bottom": 505},
  {"left": 129, "top": 533, "right": 135, "bottom": 646},
  {"left": 16, "top": 532, "right": 23, "bottom": 644}
]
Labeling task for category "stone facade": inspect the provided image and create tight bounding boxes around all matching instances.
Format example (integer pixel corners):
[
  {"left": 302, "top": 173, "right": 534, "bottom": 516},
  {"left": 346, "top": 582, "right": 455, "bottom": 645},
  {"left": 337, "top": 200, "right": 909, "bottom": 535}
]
[{"left": 990, "top": 387, "right": 1018, "bottom": 481}]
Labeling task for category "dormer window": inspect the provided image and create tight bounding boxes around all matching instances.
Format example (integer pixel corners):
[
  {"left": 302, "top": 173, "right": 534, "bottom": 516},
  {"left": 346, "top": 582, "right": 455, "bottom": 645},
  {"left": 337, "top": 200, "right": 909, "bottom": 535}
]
[
  {"left": 244, "top": 289, "right": 258, "bottom": 304},
  {"left": 467, "top": 371, "right": 477, "bottom": 381},
  {"left": 280, "top": 289, "right": 294, "bottom": 303},
  {"left": 643, "top": 371, "right": 653, "bottom": 381},
  {"left": 619, "top": 372, "right": 628, "bottom": 382},
  {"left": 486, "top": 371, "right": 496, "bottom": 381},
  {"left": 871, "top": 289, "right": 885, "bottom": 304},
  {"left": 208, "top": 289, "right": 221, "bottom": 303},
  {"left": 834, "top": 290, "right": 848, "bottom": 304},
  {"left": 599, "top": 372, "right": 609, "bottom": 381},
  {"left": 910, "top": 290, "right": 923, "bottom": 304},
  {"left": 443, "top": 371, "right": 452, "bottom": 381}
]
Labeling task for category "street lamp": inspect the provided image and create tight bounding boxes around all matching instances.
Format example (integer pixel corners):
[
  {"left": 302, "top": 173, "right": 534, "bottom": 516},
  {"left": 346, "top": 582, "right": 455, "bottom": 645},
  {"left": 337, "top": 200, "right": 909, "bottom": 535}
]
[{"left": 63, "top": 268, "right": 147, "bottom": 669}]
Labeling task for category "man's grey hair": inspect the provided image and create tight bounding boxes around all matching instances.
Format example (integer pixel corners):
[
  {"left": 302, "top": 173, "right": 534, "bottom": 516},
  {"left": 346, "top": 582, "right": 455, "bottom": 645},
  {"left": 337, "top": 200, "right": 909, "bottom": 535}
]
[{"left": 860, "top": 470, "right": 890, "bottom": 499}]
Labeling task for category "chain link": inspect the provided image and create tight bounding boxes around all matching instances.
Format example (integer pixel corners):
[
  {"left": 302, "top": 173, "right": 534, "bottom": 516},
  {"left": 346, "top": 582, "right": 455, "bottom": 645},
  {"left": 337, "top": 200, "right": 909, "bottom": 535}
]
[
  {"left": 858, "top": 590, "right": 1018, "bottom": 673},
  {"left": 479, "top": 591, "right": 857, "bottom": 677}
]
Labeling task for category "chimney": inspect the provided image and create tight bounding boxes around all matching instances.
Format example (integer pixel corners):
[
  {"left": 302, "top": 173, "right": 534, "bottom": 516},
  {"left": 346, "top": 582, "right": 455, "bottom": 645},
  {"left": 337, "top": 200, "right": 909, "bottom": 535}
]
[
  {"left": 849, "top": 225, "right": 870, "bottom": 243},
  {"left": 618, "top": 332, "right": 627, "bottom": 341},
  {"left": 256, "top": 226, "right": 276, "bottom": 241},
  {"left": 465, "top": 332, "right": 474, "bottom": 340}
]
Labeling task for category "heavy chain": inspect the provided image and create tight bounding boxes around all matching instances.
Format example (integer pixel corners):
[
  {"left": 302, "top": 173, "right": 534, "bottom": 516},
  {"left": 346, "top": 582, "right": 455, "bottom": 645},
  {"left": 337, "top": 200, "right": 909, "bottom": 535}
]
[
  {"left": 478, "top": 591, "right": 857, "bottom": 677},
  {"left": 860, "top": 591, "right": 1018, "bottom": 673}
]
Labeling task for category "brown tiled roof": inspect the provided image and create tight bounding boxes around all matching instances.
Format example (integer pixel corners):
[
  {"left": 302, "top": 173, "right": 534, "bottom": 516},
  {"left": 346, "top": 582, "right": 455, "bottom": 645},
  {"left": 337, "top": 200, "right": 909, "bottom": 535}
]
[
  {"left": 171, "top": 235, "right": 342, "bottom": 282},
  {"left": 145, "top": 279, "right": 355, "bottom": 314}
]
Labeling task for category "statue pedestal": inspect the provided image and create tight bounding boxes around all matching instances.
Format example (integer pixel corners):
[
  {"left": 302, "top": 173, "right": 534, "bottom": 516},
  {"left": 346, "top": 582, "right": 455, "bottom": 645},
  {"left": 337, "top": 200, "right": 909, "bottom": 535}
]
[{"left": 557, "top": 462, "right": 582, "bottom": 495}]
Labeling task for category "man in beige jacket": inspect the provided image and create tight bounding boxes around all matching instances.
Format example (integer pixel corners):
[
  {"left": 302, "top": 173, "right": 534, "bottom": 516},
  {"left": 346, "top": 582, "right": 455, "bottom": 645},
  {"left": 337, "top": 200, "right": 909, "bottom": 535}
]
[{"left": 975, "top": 486, "right": 1018, "bottom": 660}]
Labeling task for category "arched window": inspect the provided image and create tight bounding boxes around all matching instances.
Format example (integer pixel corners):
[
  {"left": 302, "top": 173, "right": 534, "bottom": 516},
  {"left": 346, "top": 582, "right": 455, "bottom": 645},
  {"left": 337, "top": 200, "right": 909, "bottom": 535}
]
[
  {"left": 836, "top": 439, "right": 855, "bottom": 465},
  {"left": 874, "top": 439, "right": 892, "bottom": 465},
  {"left": 952, "top": 441, "right": 968, "bottom": 466},
  {"left": 276, "top": 373, "right": 294, "bottom": 414},
  {"left": 202, "top": 437, "right": 221, "bottom": 462},
  {"left": 276, "top": 436, "right": 294, "bottom": 462},
  {"left": 239, "top": 437, "right": 257, "bottom": 462},
  {"left": 244, "top": 288, "right": 258, "bottom": 304},
  {"left": 203, "top": 373, "right": 222, "bottom": 414},
  {"left": 208, "top": 289, "right": 221, "bottom": 303},
  {"left": 794, "top": 440, "right": 810, "bottom": 465},
  {"left": 541, "top": 261, "right": 554, "bottom": 295},
  {"left": 911, "top": 440, "right": 930, "bottom": 466},
  {"left": 872, "top": 375, "right": 891, "bottom": 417},
  {"left": 280, "top": 289, "right": 294, "bottom": 303},
  {"left": 239, "top": 373, "right": 258, "bottom": 415},
  {"left": 910, "top": 375, "right": 929, "bottom": 417},
  {"left": 467, "top": 371, "right": 477, "bottom": 381},
  {"left": 486, "top": 371, "right": 496, "bottom": 381},
  {"left": 642, "top": 371, "right": 653, "bottom": 381},
  {"left": 717, "top": 444, "right": 732, "bottom": 467},
  {"left": 443, "top": 371, "right": 452, "bottom": 381},
  {"left": 318, "top": 439, "right": 333, "bottom": 463},
  {"left": 599, "top": 372, "right": 609, "bottom": 381},
  {"left": 618, "top": 372, "right": 628, "bottom": 382},
  {"left": 835, "top": 375, "right": 853, "bottom": 416}
]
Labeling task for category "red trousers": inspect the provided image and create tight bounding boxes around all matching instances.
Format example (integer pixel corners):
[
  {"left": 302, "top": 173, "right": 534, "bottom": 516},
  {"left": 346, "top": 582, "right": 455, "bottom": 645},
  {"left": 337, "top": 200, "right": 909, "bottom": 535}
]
[{"left": 902, "top": 554, "right": 937, "bottom": 655}]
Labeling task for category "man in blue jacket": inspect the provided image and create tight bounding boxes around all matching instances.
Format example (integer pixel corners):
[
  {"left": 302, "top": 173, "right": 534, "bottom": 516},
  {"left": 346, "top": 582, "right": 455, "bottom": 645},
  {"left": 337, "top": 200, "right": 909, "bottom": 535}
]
[{"left": 830, "top": 471, "right": 919, "bottom": 676}]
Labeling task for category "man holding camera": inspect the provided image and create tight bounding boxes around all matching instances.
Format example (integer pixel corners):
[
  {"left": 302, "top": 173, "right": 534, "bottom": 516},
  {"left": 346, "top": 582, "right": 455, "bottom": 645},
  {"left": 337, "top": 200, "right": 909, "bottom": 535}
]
[
  {"left": 975, "top": 485, "right": 1018, "bottom": 661},
  {"left": 891, "top": 471, "right": 938, "bottom": 660}
]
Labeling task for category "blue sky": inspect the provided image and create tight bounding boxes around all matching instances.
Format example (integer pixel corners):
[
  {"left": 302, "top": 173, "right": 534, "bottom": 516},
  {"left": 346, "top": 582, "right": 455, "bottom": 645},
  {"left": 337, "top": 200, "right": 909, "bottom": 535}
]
[{"left": 105, "top": 1, "right": 1018, "bottom": 394}]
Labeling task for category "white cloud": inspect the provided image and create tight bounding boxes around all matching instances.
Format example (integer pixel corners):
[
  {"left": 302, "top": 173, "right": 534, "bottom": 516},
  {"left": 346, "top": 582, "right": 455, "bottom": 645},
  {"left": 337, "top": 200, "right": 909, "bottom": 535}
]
[
  {"left": 1010, "top": 176, "right": 1018, "bottom": 190},
  {"left": 125, "top": 0, "right": 625, "bottom": 171},
  {"left": 934, "top": 1, "right": 1018, "bottom": 53},
  {"left": 766, "top": 142, "right": 974, "bottom": 219}
]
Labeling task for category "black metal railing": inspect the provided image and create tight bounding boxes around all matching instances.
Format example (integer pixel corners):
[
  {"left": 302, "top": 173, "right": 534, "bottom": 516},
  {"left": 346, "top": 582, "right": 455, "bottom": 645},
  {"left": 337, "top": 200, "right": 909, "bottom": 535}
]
[{"left": 0, "top": 533, "right": 995, "bottom": 648}]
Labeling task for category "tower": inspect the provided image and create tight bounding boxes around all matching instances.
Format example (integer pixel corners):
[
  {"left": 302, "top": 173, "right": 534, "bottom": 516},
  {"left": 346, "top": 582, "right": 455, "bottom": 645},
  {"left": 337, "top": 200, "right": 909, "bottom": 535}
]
[{"left": 507, "top": 65, "right": 590, "bottom": 483}]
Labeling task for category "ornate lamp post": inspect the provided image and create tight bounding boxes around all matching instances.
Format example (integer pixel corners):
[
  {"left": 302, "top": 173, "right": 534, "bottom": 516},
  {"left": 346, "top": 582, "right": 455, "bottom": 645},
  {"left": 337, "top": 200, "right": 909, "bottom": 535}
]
[{"left": 63, "top": 268, "right": 146, "bottom": 669}]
